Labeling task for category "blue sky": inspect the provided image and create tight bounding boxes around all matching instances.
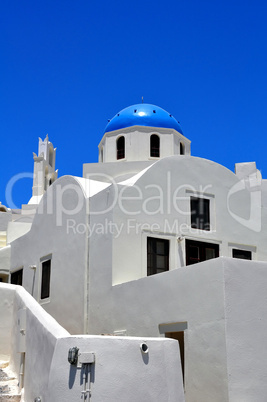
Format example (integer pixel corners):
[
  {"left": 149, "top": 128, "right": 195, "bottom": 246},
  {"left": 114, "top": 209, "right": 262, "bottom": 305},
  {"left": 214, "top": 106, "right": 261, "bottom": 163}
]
[{"left": 1, "top": 0, "right": 267, "bottom": 208}]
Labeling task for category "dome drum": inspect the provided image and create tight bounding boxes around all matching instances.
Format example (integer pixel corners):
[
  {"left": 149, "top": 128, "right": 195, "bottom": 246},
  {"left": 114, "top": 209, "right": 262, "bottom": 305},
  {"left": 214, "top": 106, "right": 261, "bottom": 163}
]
[
  {"left": 98, "top": 103, "right": 190, "bottom": 163},
  {"left": 99, "top": 125, "right": 190, "bottom": 163}
]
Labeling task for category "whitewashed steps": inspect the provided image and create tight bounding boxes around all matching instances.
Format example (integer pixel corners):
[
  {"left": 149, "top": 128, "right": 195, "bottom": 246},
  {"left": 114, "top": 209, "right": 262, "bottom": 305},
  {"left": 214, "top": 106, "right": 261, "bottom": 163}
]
[{"left": 0, "top": 362, "right": 21, "bottom": 402}]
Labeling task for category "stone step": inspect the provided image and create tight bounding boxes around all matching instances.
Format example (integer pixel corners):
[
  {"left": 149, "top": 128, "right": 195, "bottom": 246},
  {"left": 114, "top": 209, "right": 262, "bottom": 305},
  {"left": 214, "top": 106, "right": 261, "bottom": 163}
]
[
  {"left": 0, "top": 362, "right": 21, "bottom": 402},
  {"left": 0, "top": 396, "right": 21, "bottom": 401}
]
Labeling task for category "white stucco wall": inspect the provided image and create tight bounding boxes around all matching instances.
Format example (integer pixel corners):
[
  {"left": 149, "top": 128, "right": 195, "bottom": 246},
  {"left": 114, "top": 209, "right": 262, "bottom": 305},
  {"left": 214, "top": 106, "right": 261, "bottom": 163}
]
[
  {"left": 0, "top": 283, "right": 184, "bottom": 402},
  {"left": 11, "top": 285, "right": 69, "bottom": 396},
  {"left": 87, "top": 256, "right": 267, "bottom": 402},
  {"left": 224, "top": 259, "right": 267, "bottom": 402},
  {"left": 83, "top": 160, "right": 153, "bottom": 183},
  {"left": 0, "top": 283, "right": 15, "bottom": 360},
  {"left": 0, "top": 210, "right": 12, "bottom": 231},
  {"left": 89, "top": 256, "right": 229, "bottom": 402},
  {"left": 104, "top": 155, "right": 267, "bottom": 284},
  {"left": 7, "top": 221, "right": 32, "bottom": 244},
  {"left": 48, "top": 335, "right": 184, "bottom": 402},
  {"left": 0, "top": 245, "right": 10, "bottom": 279},
  {"left": 10, "top": 176, "right": 90, "bottom": 334},
  {"left": 99, "top": 126, "right": 190, "bottom": 163}
]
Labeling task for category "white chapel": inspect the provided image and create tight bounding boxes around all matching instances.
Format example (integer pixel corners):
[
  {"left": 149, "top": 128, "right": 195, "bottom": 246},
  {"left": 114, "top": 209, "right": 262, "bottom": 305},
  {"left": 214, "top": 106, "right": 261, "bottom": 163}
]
[{"left": 1, "top": 103, "right": 267, "bottom": 401}]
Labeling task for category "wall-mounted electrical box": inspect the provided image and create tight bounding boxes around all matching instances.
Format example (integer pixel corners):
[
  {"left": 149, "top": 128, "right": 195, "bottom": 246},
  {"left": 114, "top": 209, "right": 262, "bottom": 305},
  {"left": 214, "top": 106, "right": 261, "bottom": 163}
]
[{"left": 78, "top": 352, "right": 95, "bottom": 367}]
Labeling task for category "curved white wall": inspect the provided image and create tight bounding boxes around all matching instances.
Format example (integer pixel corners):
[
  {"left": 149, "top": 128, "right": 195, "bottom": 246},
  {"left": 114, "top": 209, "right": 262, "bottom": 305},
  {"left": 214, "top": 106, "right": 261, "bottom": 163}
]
[
  {"left": 99, "top": 126, "right": 191, "bottom": 163},
  {"left": 0, "top": 283, "right": 184, "bottom": 402}
]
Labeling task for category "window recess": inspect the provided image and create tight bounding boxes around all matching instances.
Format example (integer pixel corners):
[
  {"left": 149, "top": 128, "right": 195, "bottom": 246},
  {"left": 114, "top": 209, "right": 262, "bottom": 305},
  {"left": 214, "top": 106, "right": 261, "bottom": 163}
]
[
  {"left": 117, "top": 136, "right": 125, "bottom": 160},
  {"left": 190, "top": 197, "right": 210, "bottom": 231},
  {"left": 232, "top": 249, "right": 252, "bottom": 260},
  {"left": 186, "top": 239, "right": 219, "bottom": 266},
  {"left": 11, "top": 268, "right": 23, "bottom": 286},
  {"left": 147, "top": 237, "right": 169, "bottom": 276},
  {"left": 41, "top": 259, "right": 51, "bottom": 299},
  {"left": 150, "top": 134, "right": 160, "bottom": 157}
]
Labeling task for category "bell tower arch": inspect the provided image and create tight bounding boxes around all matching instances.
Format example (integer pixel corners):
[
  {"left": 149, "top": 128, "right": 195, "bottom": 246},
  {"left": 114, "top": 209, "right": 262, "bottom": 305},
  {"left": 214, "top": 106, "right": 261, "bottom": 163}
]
[{"left": 29, "top": 135, "right": 58, "bottom": 204}]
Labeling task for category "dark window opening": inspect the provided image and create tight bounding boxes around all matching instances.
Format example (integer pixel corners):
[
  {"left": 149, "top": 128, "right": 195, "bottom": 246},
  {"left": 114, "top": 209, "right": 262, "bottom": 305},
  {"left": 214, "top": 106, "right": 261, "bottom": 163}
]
[
  {"left": 191, "top": 197, "right": 210, "bottom": 231},
  {"left": 180, "top": 142, "right": 185, "bottom": 155},
  {"left": 150, "top": 134, "right": 160, "bottom": 157},
  {"left": 232, "top": 249, "right": 252, "bottom": 260},
  {"left": 147, "top": 237, "right": 169, "bottom": 276},
  {"left": 49, "top": 147, "right": 53, "bottom": 167},
  {"left": 41, "top": 259, "right": 51, "bottom": 299},
  {"left": 186, "top": 240, "right": 219, "bottom": 266},
  {"left": 166, "top": 331, "right": 185, "bottom": 384},
  {"left": 11, "top": 269, "right": 23, "bottom": 286},
  {"left": 117, "top": 136, "right": 125, "bottom": 160}
]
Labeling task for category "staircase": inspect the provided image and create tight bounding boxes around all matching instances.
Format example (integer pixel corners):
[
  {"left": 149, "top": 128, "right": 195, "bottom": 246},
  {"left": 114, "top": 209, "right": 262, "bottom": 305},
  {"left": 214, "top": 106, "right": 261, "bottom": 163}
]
[{"left": 0, "top": 361, "right": 21, "bottom": 401}]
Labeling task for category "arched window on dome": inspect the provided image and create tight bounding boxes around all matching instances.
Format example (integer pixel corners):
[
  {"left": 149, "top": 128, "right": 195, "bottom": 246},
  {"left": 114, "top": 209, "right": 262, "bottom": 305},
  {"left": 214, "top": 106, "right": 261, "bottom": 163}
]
[
  {"left": 180, "top": 142, "right": 185, "bottom": 155},
  {"left": 150, "top": 134, "right": 160, "bottom": 158},
  {"left": 117, "top": 136, "right": 125, "bottom": 160}
]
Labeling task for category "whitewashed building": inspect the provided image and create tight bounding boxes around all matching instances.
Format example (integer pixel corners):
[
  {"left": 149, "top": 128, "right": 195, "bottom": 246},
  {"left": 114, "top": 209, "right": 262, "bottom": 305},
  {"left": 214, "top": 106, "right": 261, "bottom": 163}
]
[{"left": 1, "top": 103, "right": 267, "bottom": 401}]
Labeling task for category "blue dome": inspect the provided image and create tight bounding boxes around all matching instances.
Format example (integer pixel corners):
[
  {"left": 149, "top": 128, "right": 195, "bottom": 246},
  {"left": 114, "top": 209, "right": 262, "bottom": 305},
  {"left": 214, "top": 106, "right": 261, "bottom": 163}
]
[{"left": 105, "top": 103, "right": 183, "bottom": 134}]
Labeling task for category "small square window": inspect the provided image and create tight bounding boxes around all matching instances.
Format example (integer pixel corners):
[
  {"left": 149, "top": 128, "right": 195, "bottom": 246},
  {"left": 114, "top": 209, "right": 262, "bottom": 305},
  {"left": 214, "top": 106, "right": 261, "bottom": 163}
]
[
  {"left": 232, "top": 249, "right": 252, "bottom": 260},
  {"left": 191, "top": 197, "right": 210, "bottom": 231},
  {"left": 41, "top": 260, "right": 51, "bottom": 299},
  {"left": 11, "top": 269, "right": 23, "bottom": 286},
  {"left": 147, "top": 237, "right": 169, "bottom": 276},
  {"left": 186, "top": 240, "right": 219, "bottom": 266}
]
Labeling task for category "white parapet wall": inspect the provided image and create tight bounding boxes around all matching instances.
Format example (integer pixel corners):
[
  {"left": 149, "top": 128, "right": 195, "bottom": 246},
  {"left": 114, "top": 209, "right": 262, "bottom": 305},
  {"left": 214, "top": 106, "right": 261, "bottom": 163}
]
[
  {"left": 0, "top": 283, "right": 14, "bottom": 360},
  {"left": 0, "top": 245, "right": 10, "bottom": 282},
  {"left": 0, "top": 283, "right": 184, "bottom": 402}
]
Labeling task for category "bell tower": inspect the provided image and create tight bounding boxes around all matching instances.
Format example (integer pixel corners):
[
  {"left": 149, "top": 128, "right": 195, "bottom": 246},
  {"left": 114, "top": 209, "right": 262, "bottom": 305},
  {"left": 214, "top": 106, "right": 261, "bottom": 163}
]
[{"left": 29, "top": 135, "right": 58, "bottom": 204}]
